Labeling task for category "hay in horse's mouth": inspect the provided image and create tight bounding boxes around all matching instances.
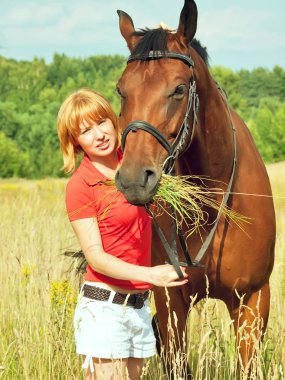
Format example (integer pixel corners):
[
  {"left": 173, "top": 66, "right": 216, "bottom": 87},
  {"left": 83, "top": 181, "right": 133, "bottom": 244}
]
[
  {"left": 155, "top": 174, "right": 250, "bottom": 236},
  {"left": 102, "top": 174, "right": 250, "bottom": 236}
]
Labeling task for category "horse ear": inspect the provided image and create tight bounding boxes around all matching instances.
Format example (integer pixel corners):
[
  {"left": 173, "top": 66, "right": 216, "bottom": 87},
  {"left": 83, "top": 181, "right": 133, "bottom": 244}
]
[
  {"left": 117, "top": 10, "right": 137, "bottom": 52},
  {"left": 176, "top": 0, "right": 198, "bottom": 47}
]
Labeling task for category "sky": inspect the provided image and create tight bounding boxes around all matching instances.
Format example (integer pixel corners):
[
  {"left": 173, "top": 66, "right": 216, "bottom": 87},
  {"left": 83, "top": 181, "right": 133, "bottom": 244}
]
[{"left": 0, "top": 0, "right": 284, "bottom": 71}]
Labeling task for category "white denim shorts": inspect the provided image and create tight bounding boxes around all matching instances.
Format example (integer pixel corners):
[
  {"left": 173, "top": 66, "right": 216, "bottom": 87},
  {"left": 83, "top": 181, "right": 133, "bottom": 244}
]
[{"left": 73, "top": 282, "right": 156, "bottom": 370}]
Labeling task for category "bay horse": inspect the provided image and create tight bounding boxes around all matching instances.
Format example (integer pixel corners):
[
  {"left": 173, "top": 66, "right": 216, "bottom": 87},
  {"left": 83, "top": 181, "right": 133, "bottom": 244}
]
[{"left": 115, "top": 0, "right": 276, "bottom": 377}]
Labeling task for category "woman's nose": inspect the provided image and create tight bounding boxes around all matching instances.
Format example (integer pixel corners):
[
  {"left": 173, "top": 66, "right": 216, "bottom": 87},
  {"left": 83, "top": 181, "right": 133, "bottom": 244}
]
[{"left": 93, "top": 127, "right": 104, "bottom": 140}]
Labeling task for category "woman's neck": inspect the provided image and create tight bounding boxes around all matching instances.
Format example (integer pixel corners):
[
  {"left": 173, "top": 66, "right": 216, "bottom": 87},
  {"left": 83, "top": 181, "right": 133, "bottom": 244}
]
[{"left": 89, "top": 150, "right": 119, "bottom": 179}]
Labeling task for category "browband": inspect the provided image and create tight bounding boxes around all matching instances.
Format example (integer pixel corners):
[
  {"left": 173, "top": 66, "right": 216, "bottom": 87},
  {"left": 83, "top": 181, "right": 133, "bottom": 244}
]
[{"left": 127, "top": 50, "right": 195, "bottom": 68}]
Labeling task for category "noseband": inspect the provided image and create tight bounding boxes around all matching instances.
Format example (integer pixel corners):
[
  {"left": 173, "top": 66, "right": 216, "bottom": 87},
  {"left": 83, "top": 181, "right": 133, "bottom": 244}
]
[{"left": 120, "top": 50, "right": 199, "bottom": 174}]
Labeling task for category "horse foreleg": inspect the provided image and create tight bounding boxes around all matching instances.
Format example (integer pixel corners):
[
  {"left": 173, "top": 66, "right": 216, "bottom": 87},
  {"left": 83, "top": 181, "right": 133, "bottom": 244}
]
[
  {"left": 153, "top": 286, "right": 193, "bottom": 380},
  {"left": 228, "top": 282, "right": 270, "bottom": 378}
]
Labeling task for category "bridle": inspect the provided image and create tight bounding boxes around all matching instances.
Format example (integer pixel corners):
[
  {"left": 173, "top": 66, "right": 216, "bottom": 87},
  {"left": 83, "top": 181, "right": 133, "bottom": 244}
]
[
  {"left": 121, "top": 50, "right": 199, "bottom": 174},
  {"left": 120, "top": 50, "right": 237, "bottom": 279}
]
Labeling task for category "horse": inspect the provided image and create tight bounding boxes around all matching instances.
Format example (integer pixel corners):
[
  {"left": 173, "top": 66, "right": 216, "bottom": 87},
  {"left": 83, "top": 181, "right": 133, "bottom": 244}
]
[{"left": 115, "top": 0, "right": 276, "bottom": 377}]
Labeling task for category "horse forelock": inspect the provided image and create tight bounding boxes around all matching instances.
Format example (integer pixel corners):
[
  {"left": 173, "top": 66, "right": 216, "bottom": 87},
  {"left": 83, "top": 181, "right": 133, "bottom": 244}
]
[
  {"left": 131, "top": 28, "right": 209, "bottom": 66},
  {"left": 131, "top": 28, "right": 169, "bottom": 55}
]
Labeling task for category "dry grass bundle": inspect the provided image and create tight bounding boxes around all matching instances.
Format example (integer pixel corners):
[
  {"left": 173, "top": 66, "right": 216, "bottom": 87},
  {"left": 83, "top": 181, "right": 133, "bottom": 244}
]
[
  {"left": 154, "top": 174, "right": 249, "bottom": 235},
  {"left": 104, "top": 174, "right": 249, "bottom": 236}
]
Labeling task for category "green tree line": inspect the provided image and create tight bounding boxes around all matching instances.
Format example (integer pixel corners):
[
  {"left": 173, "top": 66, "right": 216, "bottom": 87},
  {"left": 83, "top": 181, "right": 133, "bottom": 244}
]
[{"left": 0, "top": 54, "right": 284, "bottom": 178}]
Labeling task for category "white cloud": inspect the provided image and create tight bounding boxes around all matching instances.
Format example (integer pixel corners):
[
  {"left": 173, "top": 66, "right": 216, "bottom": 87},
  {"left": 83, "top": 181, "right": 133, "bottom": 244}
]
[
  {"left": 197, "top": 7, "right": 283, "bottom": 52},
  {"left": 4, "top": 3, "right": 63, "bottom": 26},
  {"left": 3, "top": 2, "right": 116, "bottom": 46},
  {"left": 1, "top": 1, "right": 163, "bottom": 49},
  {"left": 1, "top": 0, "right": 284, "bottom": 68}
]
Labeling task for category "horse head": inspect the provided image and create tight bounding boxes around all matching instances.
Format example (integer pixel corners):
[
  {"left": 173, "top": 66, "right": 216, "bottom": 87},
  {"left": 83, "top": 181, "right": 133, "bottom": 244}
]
[{"left": 115, "top": 0, "right": 199, "bottom": 205}]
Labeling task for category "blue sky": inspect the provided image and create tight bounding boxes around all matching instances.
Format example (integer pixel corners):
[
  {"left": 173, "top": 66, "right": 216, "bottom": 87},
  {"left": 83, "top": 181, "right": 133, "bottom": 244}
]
[{"left": 0, "top": 0, "right": 284, "bottom": 70}]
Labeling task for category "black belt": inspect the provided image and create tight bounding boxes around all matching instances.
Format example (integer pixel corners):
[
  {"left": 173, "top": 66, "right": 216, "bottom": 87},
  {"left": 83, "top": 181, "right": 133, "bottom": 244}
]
[{"left": 82, "top": 284, "right": 150, "bottom": 309}]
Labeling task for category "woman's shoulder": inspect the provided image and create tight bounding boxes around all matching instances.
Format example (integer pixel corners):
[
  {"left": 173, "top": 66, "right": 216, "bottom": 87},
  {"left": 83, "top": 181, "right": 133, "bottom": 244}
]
[
  {"left": 65, "top": 168, "right": 97, "bottom": 220},
  {"left": 66, "top": 176, "right": 87, "bottom": 208},
  {"left": 67, "top": 167, "right": 83, "bottom": 183},
  {"left": 66, "top": 166, "right": 85, "bottom": 189}
]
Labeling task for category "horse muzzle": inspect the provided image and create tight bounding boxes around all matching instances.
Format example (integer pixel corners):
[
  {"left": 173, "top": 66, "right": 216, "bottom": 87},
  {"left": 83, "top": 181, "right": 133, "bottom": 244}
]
[{"left": 115, "top": 165, "right": 160, "bottom": 205}]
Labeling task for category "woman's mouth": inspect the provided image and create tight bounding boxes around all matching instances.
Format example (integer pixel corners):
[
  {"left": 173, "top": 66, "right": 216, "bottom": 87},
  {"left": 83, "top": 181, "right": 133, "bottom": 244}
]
[{"left": 97, "top": 140, "right": 110, "bottom": 150}]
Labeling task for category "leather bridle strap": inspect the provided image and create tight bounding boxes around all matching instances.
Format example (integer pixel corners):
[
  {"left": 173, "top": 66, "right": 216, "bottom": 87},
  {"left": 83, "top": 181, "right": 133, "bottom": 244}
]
[
  {"left": 127, "top": 50, "right": 195, "bottom": 68},
  {"left": 152, "top": 218, "right": 185, "bottom": 278},
  {"left": 121, "top": 121, "right": 172, "bottom": 154},
  {"left": 193, "top": 87, "right": 237, "bottom": 263}
]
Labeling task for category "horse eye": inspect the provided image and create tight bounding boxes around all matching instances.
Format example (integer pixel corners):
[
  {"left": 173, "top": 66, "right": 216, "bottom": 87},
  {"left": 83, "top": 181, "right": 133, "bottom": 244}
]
[
  {"left": 173, "top": 85, "right": 186, "bottom": 99},
  {"left": 168, "top": 132, "right": 177, "bottom": 140}
]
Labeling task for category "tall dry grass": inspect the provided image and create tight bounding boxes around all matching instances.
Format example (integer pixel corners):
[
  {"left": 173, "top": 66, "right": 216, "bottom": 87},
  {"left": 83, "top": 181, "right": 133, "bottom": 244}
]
[{"left": 0, "top": 162, "right": 284, "bottom": 380}]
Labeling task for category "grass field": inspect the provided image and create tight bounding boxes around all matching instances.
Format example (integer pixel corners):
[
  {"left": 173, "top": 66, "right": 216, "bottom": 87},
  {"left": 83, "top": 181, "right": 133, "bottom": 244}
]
[{"left": 0, "top": 162, "right": 284, "bottom": 380}]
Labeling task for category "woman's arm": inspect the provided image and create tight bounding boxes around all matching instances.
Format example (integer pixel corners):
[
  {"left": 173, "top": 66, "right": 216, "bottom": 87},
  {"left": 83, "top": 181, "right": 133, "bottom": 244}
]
[{"left": 71, "top": 217, "right": 188, "bottom": 287}]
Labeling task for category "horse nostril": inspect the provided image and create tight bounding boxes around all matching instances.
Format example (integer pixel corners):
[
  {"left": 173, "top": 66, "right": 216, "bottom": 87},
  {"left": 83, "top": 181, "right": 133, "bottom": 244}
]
[
  {"left": 144, "top": 169, "right": 155, "bottom": 187},
  {"left": 146, "top": 169, "right": 155, "bottom": 177}
]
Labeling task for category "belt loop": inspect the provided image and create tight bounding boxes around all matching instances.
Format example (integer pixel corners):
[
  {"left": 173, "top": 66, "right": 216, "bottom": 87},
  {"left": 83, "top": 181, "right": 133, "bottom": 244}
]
[
  {"left": 82, "top": 354, "right": 94, "bottom": 373},
  {"left": 107, "top": 289, "right": 116, "bottom": 304},
  {"left": 124, "top": 293, "right": 131, "bottom": 307},
  {"left": 79, "top": 283, "right": 85, "bottom": 293}
]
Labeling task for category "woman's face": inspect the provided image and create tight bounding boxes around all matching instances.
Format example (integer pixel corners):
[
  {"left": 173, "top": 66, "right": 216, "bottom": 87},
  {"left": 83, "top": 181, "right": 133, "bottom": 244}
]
[{"left": 77, "top": 118, "right": 118, "bottom": 160}]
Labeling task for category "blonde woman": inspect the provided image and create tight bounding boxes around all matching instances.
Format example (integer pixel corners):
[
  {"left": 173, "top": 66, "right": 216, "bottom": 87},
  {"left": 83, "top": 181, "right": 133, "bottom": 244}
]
[{"left": 57, "top": 88, "right": 188, "bottom": 380}]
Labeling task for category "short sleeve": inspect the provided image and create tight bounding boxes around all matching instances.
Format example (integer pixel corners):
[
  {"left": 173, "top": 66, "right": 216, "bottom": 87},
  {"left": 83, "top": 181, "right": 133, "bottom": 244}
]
[{"left": 66, "top": 175, "right": 97, "bottom": 221}]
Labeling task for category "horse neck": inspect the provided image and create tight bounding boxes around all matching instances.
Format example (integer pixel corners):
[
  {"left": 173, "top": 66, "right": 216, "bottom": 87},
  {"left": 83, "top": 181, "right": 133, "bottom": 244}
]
[{"left": 178, "top": 57, "right": 235, "bottom": 187}]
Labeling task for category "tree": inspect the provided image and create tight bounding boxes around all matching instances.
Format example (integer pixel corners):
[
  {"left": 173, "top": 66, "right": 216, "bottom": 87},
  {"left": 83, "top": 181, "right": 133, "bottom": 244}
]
[
  {"left": 0, "top": 132, "right": 31, "bottom": 177},
  {"left": 0, "top": 54, "right": 284, "bottom": 178}
]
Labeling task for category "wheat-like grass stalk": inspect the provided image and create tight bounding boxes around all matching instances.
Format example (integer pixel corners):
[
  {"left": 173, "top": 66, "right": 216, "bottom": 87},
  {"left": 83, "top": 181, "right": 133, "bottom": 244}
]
[
  {"left": 0, "top": 166, "right": 284, "bottom": 379},
  {"left": 103, "top": 174, "right": 250, "bottom": 237},
  {"left": 155, "top": 174, "right": 250, "bottom": 236}
]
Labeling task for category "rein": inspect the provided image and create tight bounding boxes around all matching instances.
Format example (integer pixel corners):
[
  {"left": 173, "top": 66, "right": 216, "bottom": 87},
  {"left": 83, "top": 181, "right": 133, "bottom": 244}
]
[{"left": 121, "top": 50, "right": 237, "bottom": 279}]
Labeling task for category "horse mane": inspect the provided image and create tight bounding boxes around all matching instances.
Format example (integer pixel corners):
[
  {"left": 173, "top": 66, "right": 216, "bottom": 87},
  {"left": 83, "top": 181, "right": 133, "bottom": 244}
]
[{"left": 131, "top": 28, "right": 210, "bottom": 66}]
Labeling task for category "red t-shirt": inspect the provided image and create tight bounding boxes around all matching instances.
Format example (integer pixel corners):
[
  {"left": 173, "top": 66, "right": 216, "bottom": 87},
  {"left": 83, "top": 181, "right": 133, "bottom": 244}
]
[{"left": 65, "top": 150, "right": 152, "bottom": 290}]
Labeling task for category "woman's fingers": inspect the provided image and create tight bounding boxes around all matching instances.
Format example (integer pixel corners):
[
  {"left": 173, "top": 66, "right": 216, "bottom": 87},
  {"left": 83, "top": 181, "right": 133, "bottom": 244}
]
[
  {"left": 171, "top": 265, "right": 188, "bottom": 279},
  {"left": 150, "top": 264, "right": 189, "bottom": 287},
  {"left": 167, "top": 278, "right": 189, "bottom": 287},
  {"left": 167, "top": 265, "right": 189, "bottom": 286},
  {"left": 179, "top": 266, "right": 188, "bottom": 278}
]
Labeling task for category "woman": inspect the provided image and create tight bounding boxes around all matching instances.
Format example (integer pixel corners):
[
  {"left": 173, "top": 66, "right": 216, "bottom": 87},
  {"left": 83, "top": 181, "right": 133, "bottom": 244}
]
[{"left": 57, "top": 88, "right": 188, "bottom": 380}]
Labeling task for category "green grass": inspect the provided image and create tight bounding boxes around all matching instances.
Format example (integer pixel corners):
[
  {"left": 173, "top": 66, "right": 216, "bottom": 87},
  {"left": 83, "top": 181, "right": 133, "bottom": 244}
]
[{"left": 0, "top": 162, "right": 284, "bottom": 379}]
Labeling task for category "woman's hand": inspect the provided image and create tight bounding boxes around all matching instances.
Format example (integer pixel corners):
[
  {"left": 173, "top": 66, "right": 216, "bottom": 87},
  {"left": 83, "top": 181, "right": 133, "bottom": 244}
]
[{"left": 148, "top": 264, "right": 189, "bottom": 287}]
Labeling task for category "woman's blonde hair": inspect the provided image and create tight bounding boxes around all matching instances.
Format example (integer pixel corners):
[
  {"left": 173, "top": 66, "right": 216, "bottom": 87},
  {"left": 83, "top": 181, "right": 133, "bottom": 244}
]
[{"left": 57, "top": 88, "right": 119, "bottom": 173}]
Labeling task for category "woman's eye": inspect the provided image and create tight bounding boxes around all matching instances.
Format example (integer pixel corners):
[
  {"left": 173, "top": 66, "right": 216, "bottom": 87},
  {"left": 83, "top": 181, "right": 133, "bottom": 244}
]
[
  {"left": 97, "top": 119, "right": 107, "bottom": 128},
  {"left": 81, "top": 128, "right": 91, "bottom": 134}
]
